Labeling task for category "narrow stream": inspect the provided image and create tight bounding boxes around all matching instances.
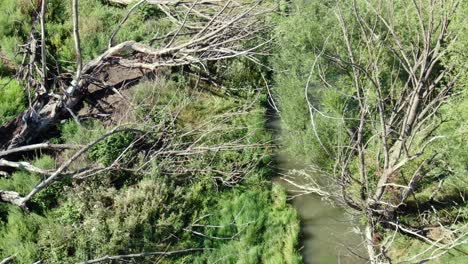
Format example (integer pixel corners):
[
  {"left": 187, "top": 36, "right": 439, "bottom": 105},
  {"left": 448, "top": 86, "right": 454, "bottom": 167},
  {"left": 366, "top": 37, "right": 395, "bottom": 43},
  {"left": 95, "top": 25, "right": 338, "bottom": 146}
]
[
  {"left": 266, "top": 106, "right": 366, "bottom": 263},
  {"left": 275, "top": 175, "right": 367, "bottom": 264},
  {"left": 291, "top": 189, "right": 365, "bottom": 263}
]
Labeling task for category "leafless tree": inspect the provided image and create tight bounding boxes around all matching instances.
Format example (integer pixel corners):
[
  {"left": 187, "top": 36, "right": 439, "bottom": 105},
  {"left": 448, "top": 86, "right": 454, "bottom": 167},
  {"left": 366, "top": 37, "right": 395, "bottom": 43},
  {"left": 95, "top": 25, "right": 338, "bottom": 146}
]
[{"left": 283, "top": 0, "right": 467, "bottom": 263}]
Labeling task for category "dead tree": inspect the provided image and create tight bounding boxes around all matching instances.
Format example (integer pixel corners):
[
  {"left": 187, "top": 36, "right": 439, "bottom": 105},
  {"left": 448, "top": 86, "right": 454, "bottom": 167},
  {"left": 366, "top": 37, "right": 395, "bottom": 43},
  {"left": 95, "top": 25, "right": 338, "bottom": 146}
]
[
  {"left": 0, "top": 0, "right": 269, "bottom": 210},
  {"left": 0, "top": 0, "right": 269, "bottom": 150},
  {"left": 283, "top": 0, "right": 467, "bottom": 263},
  {"left": 0, "top": 1, "right": 273, "bottom": 263}
]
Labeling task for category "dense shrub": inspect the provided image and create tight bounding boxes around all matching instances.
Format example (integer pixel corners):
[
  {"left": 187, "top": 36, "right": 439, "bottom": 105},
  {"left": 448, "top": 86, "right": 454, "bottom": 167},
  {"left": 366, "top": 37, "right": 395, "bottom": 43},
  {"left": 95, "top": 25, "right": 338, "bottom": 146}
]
[
  {"left": 0, "top": 0, "right": 32, "bottom": 64},
  {"left": 0, "top": 77, "right": 301, "bottom": 263},
  {"left": 0, "top": 0, "right": 302, "bottom": 262},
  {"left": 89, "top": 131, "right": 136, "bottom": 166},
  {"left": 0, "top": 78, "right": 25, "bottom": 125},
  {"left": 0, "top": 156, "right": 56, "bottom": 263},
  {"left": 0, "top": 207, "right": 45, "bottom": 263}
]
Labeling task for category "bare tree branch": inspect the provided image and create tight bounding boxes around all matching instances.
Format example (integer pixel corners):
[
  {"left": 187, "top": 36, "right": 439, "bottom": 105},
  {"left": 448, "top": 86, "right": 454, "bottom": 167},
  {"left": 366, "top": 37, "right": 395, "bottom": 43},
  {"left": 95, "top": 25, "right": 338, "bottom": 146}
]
[
  {"left": 0, "top": 143, "right": 82, "bottom": 157},
  {"left": 71, "top": 0, "right": 82, "bottom": 90},
  {"left": 39, "top": 0, "right": 47, "bottom": 93},
  {"left": 80, "top": 248, "right": 209, "bottom": 264}
]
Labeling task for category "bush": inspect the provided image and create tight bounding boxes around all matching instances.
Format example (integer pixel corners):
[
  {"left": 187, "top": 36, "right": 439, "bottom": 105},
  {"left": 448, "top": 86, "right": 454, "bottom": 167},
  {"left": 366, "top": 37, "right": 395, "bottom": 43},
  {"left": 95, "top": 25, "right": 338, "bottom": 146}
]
[
  {"left": 181, "top": 185, "right": 301, "bottom": 264},
  {"left": 0, "top": 0, "right": 32, "bottom": 65},
  {"left": 89, "top": 131, "right": 136, "bottom": 166},
  {"left": 0, "top": 207, "right": 45, "bottom": 263},
  {"left": 0, "top": 78, "right": 25, "bottom": 125}
]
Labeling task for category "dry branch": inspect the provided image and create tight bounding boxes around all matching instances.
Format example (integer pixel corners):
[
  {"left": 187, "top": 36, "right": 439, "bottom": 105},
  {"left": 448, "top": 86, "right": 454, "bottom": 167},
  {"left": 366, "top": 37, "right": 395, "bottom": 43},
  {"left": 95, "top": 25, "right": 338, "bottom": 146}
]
[
  {"left": 109, "top": 0, "right": 223, "bottom": 5},
  {"left": 0, "top": 256, "right": 15, "bottom": 264},
  {"left": 0, "top": 159, "right": 52, "bottom": 175},
  {"left": 81, "top": 248, "right": 208, "bottom": 264},
  {"left": 0, "top": 128, "right": 141, "bottom": 208},
  {"left": 0, "top": 0, "right": 268, "bottom": 151},
  {"left": 72, "top": 0, "right": 82, "bottom": 83},
  {"left": 39, "top": 0, "right": 47, "bottom": 93},
  {"left": 0, "top": 143, "right": 82, "bottom": 157},
  {"left": 294, "top": 1, "right": 465, "bottom": 263}
]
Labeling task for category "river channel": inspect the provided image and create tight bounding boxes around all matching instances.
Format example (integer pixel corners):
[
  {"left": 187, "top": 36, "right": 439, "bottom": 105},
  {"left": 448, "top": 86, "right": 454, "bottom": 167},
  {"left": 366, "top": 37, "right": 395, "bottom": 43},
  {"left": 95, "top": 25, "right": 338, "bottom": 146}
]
[{"left": 275, "top": 173, "right": 367, "bottom": 264}]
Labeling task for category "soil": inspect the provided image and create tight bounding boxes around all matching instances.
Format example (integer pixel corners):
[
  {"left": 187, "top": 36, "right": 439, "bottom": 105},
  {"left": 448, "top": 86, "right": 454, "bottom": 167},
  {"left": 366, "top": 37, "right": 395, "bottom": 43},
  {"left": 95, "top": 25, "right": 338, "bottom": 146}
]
[{"left": 0, "top": 62, "right": 154, "bottom": 149}]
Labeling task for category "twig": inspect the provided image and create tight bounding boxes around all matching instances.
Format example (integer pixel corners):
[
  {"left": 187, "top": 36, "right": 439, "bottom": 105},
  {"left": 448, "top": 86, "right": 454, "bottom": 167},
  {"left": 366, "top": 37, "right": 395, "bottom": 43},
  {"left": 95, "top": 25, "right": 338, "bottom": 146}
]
[
  {"left": 72, "top": 0, "right": 82, "bottom": 87},
  {"left": 0, "top": 256, "right": 15, "bottom": 264},
  {"left": 108, "top": 0, "right": 147, "bottom": 48}
]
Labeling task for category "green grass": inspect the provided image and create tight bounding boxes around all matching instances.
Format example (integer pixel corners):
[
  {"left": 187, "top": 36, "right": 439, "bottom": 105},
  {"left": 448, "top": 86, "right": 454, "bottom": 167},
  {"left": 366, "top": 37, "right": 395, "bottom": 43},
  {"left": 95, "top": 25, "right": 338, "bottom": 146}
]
[
  {"left": 0, "top": 78, "right": 25, "bottom": 126},
  {"left": 0, "top": 76, "right": 301, "bottom": 263}
]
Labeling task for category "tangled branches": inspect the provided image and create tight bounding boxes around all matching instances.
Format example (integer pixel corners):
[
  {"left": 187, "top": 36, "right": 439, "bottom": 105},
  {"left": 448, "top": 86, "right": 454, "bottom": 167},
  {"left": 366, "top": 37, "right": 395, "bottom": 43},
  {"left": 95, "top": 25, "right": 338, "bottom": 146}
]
[
  {"left": 0, "top": 0, "right": 270, "bottom": 150},
  {"left": 282, "top": 0, "right": 467, "bottom": 263}
]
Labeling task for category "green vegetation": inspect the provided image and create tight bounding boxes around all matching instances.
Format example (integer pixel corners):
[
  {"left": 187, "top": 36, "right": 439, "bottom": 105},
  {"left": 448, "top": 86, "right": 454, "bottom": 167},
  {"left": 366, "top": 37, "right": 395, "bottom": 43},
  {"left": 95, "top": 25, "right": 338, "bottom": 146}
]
[
  {"left": 0, "top": 78, "right": 25, "bottom": 125},
  {"left": 0, "top": 73, "right": 301, "bottom": 263},
  {"left": 273, "top": 0, "right": 467, "bottom": 262},
  {"left": 0, "top": 0, "right": 171, "bottom": 69},
  {"left": 0, "top": 0, "right": 466, "bottom": 263}
]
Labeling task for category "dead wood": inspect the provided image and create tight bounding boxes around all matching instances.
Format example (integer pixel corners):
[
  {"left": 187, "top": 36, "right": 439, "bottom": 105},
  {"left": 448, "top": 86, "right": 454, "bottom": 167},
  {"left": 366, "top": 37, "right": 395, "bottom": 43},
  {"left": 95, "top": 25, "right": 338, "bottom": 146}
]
[
  {"left": 81, "top": 248, "right": 208, "bottom": 264},
  {"left": 0, "top": 0, "right": 268, "bottom": 151},
  {"left": 108, "top": 0, "right": 223, "bottom": 6},
  {"left": 0, "top": 127, "right": 142, "bottom": 208},
  {"left": 0, "top": 256, "right": 15, "bottom": 264},
  {"left": 0, "top": 143, "right": 82, "bottom": 158},
  {"left": 0, "top": 190, "right": 23, "bottom": 207}
]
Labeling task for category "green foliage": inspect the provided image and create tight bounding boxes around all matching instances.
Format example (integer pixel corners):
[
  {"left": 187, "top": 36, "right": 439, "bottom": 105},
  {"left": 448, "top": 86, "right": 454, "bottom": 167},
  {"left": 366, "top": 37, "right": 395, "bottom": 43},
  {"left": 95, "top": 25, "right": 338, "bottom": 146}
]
[
  {"left": 391, "top": 233, "right": 468, "bottom": 264},
  {"left": 0, "top": 78, "right": 25, "bottom": 125},
  {"left": 0, "top": 207, "right": 45, "bottom": 263},
  {"left": 60, "top": 120, "right": 105, "bottom": 145},
  {"left": 0, "top": 0, "right": 32, "bottom": 64},
  {"left": 0, "top": 171, "right": 40, "bottom": 196},
  {"left": 182, "top": 185, "right": 301, "bottom": 264},
  {"left": 271, "top": 0, "right": 345, "bottom": 168},
  {"left": 0, "top": 76, "right": 300, "bottom": 263},
  {"left": 89, "top": 131, "right": 136, "bottom": 166}
]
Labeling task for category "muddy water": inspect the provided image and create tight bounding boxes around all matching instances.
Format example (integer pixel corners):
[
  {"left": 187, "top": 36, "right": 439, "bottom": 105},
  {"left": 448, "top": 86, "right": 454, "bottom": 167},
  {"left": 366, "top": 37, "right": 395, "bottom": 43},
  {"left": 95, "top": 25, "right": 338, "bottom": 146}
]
[
  {"left": 275, "top": 175, "right": 366, "bottom": 263},
  {"left": 286, "top": 188, "right": 366, "bottom": 264},
  {"left": 266, "top": 111, "right": 366, "bottom": 263},
  {"left": 274, "top": 167, "right": 367, "bottom": 263}
]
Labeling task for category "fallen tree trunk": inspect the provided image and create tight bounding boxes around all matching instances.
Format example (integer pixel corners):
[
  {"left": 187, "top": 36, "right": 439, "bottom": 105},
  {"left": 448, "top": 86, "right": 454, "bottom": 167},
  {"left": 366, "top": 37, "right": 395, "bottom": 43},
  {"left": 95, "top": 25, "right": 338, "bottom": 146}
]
[
  {"left": 0, "top": 50, "right": 148, "bottom": 150},
  {"left": 108, "top": 0, "right": 223, "bottom": 6},
  {"left": 0, "top": 190, "right": 23, "bottom": 207},
  {"left": 0, "top": 0, "right": 267, "bottom": 150}
]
